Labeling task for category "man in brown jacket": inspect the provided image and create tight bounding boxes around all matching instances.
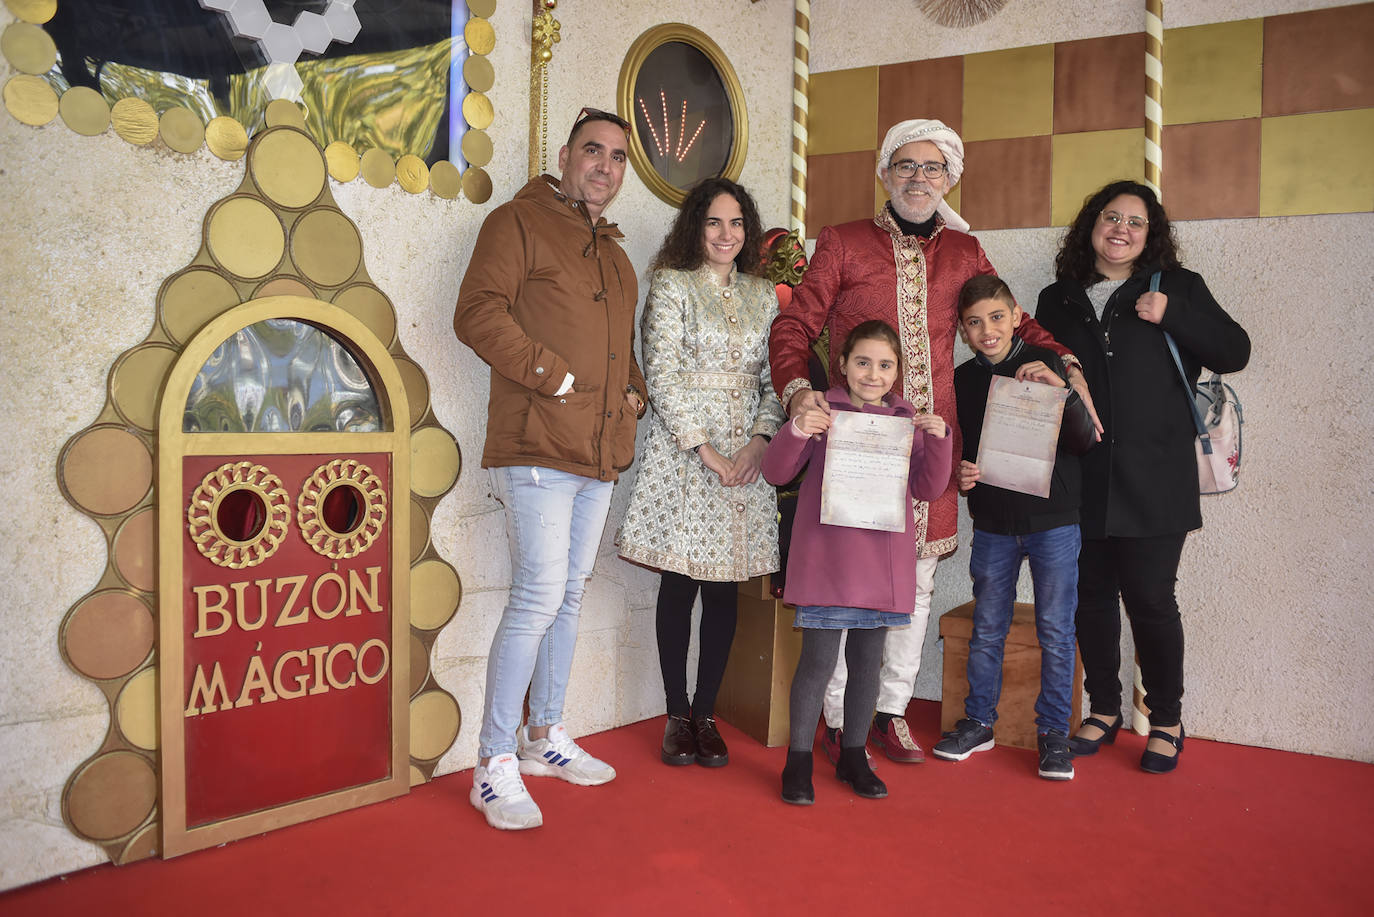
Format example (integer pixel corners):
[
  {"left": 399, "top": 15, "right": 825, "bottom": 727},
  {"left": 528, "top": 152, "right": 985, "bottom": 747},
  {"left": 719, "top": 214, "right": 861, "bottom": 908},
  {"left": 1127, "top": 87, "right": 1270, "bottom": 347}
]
[{"left": 454, "top": 108, "right": 647, "bottom": 831}]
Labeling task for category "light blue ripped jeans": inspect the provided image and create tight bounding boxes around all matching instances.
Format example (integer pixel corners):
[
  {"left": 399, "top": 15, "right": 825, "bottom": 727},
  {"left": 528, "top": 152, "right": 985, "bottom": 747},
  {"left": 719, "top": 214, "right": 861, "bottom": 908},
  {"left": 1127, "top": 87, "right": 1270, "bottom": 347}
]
[{"left": 477, "top": 466, "right": 614, "bottom": 759}]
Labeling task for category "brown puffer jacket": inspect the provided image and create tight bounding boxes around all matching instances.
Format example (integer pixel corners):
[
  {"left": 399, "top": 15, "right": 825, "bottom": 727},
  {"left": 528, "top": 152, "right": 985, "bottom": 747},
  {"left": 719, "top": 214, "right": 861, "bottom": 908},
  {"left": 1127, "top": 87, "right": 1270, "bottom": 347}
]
[{"left": 454, "top": 175, "right": 646, "bottom": 481}]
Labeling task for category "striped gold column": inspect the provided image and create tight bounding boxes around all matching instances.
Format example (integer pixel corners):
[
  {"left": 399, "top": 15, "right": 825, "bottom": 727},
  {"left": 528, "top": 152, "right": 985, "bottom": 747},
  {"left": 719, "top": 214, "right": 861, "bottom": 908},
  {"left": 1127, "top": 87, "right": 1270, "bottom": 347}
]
[
  {"left": 791, "top": 0, "right": 811, "bottom": 237},
  {"left": 1144, "top": 0, "right": 1164, "bottom": 198}
]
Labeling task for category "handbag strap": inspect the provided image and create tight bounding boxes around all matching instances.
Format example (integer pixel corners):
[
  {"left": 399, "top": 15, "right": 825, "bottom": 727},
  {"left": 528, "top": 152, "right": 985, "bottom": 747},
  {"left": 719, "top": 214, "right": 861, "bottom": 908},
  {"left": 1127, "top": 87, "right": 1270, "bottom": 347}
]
[{"left": 1155, "top": 271, "right": 1214, "bottom": 455}]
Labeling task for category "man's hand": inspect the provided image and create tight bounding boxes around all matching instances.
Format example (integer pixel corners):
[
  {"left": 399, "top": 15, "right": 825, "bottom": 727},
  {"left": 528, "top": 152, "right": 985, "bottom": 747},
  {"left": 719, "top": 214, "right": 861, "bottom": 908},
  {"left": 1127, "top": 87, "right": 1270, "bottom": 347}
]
[
  {"left": 624, "top": 389, "right": 644, "bottom": 416},
  {"left": 697, "top": 443, "right": 734, "bottom": 483},
  {"left": 787, "top": 388, "right": 829, "bottom": 418},
  {"left": 723, "top": 435, "right": 768, "bottom": 486},
  {"left": 1065, "top": 364, "right": 1103, "bottom": 438}
]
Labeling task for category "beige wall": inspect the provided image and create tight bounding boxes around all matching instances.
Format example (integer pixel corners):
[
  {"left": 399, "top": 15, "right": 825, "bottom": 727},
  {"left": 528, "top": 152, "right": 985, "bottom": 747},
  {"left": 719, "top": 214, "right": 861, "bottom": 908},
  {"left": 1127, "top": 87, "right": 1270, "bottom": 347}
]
[{"left": 0, "top": 0, "right": 1369, "bottom": 894}]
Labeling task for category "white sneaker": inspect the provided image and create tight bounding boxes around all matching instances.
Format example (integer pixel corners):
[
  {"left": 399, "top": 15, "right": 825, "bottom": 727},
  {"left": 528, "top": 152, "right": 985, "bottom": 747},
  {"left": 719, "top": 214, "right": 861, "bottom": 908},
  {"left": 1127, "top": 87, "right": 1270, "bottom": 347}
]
[
  {"left": 470, "top": 753, "right": 543, "bottom": 830},
  {"left": 517, "top": 723, "right": 616, "bottom": 786}
]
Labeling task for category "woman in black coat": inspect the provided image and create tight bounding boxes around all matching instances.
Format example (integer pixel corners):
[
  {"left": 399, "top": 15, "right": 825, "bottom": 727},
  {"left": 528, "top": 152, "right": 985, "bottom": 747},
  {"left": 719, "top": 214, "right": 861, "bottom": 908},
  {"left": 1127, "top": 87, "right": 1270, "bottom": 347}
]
[{"left": 1035, "top": 180, "right": 1250, "bottom": 773}]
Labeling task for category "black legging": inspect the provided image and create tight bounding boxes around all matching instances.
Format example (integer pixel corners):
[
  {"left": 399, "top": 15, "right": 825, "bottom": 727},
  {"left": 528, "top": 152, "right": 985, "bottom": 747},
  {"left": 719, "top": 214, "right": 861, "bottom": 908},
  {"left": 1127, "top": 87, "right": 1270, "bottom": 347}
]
[
  {"left": 1076, "top": 533, "right": 1188, "bottom": 727},
  {"left": 656, "top": 570, "right": 739, "bottom": 718}
]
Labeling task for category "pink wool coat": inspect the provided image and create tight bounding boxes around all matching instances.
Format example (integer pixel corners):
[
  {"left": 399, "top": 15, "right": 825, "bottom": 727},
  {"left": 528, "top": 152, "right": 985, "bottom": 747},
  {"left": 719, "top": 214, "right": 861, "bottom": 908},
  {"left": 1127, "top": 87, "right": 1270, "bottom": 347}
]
[{"left": 762, "top": 386, "right": 953, "bottom": 614}]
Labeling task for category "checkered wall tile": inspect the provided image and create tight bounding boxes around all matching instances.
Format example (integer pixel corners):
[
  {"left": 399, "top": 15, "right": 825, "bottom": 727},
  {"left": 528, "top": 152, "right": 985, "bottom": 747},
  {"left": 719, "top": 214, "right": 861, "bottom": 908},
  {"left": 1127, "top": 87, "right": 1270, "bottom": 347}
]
[{"left": 805, "top": 3, "right": 1374, "bottom": 235}]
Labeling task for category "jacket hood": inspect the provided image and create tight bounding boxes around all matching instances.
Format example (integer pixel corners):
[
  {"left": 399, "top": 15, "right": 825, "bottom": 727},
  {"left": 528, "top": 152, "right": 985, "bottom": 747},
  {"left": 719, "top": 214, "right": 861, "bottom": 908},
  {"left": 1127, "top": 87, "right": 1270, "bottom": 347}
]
[
  {"left": 824, "top": 384, "right": 916, "bottom": 418},
  {"left": 516, "top": 174, "right": 626, "bottom": 241}
]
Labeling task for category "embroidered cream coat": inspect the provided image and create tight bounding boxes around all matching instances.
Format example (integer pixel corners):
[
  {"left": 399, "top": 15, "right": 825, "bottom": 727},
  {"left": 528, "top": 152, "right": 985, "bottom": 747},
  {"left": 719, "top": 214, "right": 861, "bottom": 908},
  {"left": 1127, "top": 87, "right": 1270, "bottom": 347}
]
[{"left": 617, "top": 266, "right": 786, "bottom": 581}]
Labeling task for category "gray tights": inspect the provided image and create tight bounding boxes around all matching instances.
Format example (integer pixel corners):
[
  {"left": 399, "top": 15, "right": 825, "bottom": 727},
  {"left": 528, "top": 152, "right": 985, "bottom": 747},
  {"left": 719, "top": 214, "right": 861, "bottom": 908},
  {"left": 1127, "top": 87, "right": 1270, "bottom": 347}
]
[{"left": 788, "top": 627, "right": 887, "bottom": 752}]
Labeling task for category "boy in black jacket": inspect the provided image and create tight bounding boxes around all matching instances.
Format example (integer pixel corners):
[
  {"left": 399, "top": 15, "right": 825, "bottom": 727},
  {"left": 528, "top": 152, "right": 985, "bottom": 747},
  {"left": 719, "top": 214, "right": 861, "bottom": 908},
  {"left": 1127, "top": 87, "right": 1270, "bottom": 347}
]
[{"left": 934, "top": 276, "right": 1096, "bottom": 780}]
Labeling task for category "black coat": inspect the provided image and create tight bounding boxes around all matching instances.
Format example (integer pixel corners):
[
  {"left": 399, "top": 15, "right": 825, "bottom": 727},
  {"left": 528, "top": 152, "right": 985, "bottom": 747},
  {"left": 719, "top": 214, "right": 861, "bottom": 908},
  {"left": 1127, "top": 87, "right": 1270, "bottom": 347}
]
[
  {"left": 1035, "top": 268, "right": 1250, "bottom": 539},
  {"left": 954, "top": 340, "right": 1097, "bottom": 535}
]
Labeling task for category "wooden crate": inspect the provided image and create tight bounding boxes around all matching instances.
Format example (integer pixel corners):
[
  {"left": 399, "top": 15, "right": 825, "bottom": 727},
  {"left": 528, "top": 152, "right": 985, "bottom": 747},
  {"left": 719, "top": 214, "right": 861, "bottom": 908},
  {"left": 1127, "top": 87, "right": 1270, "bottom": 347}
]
[
  {"left": 715, "top": 575, "right": 803, "bottom": 748},
  {"left": 939, "top": 600, "right": 1083, "bottom": 751}
]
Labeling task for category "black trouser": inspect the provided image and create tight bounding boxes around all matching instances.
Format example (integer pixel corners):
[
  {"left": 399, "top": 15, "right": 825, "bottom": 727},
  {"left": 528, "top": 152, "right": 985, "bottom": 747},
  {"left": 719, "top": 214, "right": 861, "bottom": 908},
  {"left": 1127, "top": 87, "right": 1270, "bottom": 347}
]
[
  {"left": 1076, "top": 533, "right": 1188, "bottom": 728},
  {"left": 656, "top": 571, "right": 739, "bottom": 718}
]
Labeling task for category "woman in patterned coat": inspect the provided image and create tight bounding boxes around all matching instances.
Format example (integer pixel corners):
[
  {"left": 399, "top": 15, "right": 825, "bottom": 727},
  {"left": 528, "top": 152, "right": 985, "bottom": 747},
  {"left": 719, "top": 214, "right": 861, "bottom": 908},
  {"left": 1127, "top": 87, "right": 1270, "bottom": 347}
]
[{"left": 618, "top": 178, "right": 785, "bottom": 768}]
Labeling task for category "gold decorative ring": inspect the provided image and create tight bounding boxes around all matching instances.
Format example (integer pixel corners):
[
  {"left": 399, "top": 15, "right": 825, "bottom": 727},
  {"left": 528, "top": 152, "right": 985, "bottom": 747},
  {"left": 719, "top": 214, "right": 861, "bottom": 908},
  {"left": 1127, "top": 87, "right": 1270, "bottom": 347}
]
[
  {"left": 186, "top": 462, "right": 291, "bottom": 568},
  {"left": 297, "top": 459, "right": 388, "bottom": 559}
]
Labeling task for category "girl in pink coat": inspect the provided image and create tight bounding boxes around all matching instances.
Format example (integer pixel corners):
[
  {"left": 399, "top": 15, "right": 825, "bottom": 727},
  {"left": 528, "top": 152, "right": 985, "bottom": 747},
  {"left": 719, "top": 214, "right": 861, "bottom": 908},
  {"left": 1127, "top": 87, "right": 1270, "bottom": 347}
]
[{"left": 762, "top": 320, "right": 953, "bottom": 804}]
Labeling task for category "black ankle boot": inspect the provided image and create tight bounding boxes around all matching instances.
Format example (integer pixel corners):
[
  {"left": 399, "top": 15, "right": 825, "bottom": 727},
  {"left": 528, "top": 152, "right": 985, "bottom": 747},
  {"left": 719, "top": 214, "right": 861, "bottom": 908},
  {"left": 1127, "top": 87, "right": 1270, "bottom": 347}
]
[
  {"left": 781, "top": 750, "right": 814, "bottom": 805},
  {"left": 836, "top": 746, "right": 888, "bottom": 799}
]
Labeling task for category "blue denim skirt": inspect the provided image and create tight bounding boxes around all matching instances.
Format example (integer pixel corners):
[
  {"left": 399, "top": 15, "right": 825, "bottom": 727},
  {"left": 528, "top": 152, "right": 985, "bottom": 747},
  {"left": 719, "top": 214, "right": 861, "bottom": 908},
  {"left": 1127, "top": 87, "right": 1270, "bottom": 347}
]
[{"left": 793, "top": 605, "right": 911, "bottom": 629}]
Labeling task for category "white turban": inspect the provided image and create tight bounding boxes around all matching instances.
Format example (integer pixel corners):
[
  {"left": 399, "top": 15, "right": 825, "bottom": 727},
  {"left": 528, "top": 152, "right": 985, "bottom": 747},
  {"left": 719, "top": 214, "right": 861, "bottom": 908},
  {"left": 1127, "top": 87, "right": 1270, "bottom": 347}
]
[{"left": 876, "top": 118, "right": 969, "bottom": 233}]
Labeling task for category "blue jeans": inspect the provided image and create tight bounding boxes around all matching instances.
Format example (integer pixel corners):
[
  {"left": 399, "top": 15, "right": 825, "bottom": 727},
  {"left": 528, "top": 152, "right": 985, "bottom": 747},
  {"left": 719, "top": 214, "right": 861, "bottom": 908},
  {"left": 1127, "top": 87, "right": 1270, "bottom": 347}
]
[
  {"left": 478, "top": 466, "right": 614, "bottom": 759},
  {"left": 964, "top": 524, "right": 1081, "bottom": 736}
]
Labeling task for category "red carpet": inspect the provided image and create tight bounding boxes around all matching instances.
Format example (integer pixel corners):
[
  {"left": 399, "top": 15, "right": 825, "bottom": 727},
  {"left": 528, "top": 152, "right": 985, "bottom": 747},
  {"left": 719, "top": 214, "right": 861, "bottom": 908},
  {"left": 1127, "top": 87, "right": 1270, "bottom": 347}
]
[{"left": 3, "top": 701, "right": 1371, "bottom": 916}]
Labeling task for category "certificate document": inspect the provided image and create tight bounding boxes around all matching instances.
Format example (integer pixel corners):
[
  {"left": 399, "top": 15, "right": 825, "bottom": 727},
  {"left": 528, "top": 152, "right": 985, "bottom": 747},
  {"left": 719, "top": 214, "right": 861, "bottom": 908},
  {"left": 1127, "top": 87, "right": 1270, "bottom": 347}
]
[
  {"left": 976, "top": 376, "right": 1069, "bottom": 499},
  {"left": 820, "top": 411, "right": 914, "bottom": 532}
]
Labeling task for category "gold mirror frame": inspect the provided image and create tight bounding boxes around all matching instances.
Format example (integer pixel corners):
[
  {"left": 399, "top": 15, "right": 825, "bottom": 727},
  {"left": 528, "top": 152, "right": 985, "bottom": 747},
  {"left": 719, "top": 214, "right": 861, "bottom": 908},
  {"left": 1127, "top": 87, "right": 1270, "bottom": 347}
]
[{"left": 616, "top": 24, "right": 748, "bottom": 207}]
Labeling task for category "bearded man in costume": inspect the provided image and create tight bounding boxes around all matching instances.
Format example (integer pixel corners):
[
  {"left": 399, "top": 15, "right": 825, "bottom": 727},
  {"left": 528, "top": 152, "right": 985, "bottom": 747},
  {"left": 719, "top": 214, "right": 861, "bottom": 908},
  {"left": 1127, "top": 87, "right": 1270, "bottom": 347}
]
[{"left": 769, "top": 118, "right": 1095, "bottom": 763}]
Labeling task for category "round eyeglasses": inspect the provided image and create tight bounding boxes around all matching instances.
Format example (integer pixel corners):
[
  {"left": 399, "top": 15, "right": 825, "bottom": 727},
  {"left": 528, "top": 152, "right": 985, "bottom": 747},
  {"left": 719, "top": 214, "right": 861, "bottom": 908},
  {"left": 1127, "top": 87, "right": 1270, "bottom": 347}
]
[
  {"left": 889, "top": 159, "right": 948, "bottom": 180},
  {"left": 1099, "top": 210, "right": 1148, "bottom": 231}
]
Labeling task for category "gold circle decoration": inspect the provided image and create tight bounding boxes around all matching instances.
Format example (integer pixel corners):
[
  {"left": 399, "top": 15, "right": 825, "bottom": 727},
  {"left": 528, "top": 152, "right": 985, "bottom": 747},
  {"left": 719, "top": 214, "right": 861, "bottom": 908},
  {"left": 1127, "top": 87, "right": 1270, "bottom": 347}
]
[
  {"left": 360, "top": 148, "right": 396, "bottom": 189},
  {"left": 325, "top": 141, "right": 360, "bottom": 183},
  {"left": 205, "top": 115, "right": 248, "bottom": 161},
  {"left": 409, "top": 689, "right": 460, "bottom": 762},
  {"left": 464, "top": 17, "right": 496, "bottom": 56},
  {"left": 3, "top": 73, "right": 57, "bottom": 126},
  {"left": 468, "top": 0, "right": 498, "bottom": 18},
  {"left": 428, "top": 160, "right": 461, "bottom": 200},
  {"left": 110, "top": 343, "right": 177, "bottom": 431},
  {"left": 115, "top": 667, "right": 158, "bottom": 751},
  {"left": 409, "top": 558, "right": 461, "bottom": 632},
  {"left": 58, "top": 85, "right": 109, "bottom": 136},
  {"left": 408, "top": 496, "right": 429, "bottom": 562},
  {"left": 396, "top": 153, "right": 429, "bottom": 194},
  {"left": 264, "top": 98, "right": 306, "bottom": 129},
  {"left": 186, "top": 461, "right": 291, "bottom": 568},
  {"left": 410, "top": 425, "right": 460, "bottom": 498},
  {"left": 408, "top": 632, "right": 429, "bottom": 697},
  {"left": 296, "top": 459, "right": 388, "bottom": 560},
  {"left": 394, "top": 356, "right": 430, "bottom": 427},
  {"left": 254, "top": 276, "right": 315, "bottom": 299},
  {"left": 2, "top": 21, "right": 57, "bottom": 74},
  {"left": 252, "top": 128, "right": 326, "bottom": 209},
  {"left": 462, "top": 54, "right": 494, "bottom": 92},
  {"left": 206, "top": 196, "right": 285, "bottom": 279},
  {"left": 60, "top": 426, "right": 152, "bottom": 516},
  {"left": 461, "top": 91, "right": 494, "bottom": 130},
  {"left": 110, "top": 96, "right": 157, "bottom": 145},
  {"left": 291, "top": 207, "right": 362, "bottom": 287},
  {"left": 5, "top": 1, "right": 57, "bottom": 24},
  {"left": 62, "top": 591, "right": 153, "bottom": 681},
  {"left": 113, "top": 508, "right": 156, "bottom": 592},
  {"left": 159, "top": 106, "right": 204, "bottom": 154},
  {"left": 461, "top": 166, "right": 492, "bottom": 204},
  {"left": 617, "top": 24, "right": 751, "bottom": 207},
  {"left": 461, "top": 129, "right": 493, "bottom": 167},
  {"left": 65, "top": 751, "right": 157, "bottom": 843},
  {"left": 160, "top": 267, "right": 241, "bottom": 344},
  {"left": 332, "top": 284, "right": 396, "bottom": 348},
  {"left": 118, "top": 823, "right": 159, "bottom": 866}
]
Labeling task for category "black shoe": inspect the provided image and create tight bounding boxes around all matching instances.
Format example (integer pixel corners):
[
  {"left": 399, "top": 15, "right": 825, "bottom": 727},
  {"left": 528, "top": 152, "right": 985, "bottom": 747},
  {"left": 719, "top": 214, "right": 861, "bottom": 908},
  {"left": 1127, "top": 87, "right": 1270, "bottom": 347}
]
[
  {"left": 1069, "top": 714, "right": 1121, "bottom": 757},
  {"left": 1037, "top": 731, "right": 1075, "bottom": 781},
  {"left": 932, "top": 717, "right": 995, "bottom": 761},
  {"left": 781, "top": 750, "right": 814, "bottom": 805},
  {"left": 1140, "top": 726, "right": 1185, "bottom": 774},
  {"left": 660, "top": 714, "right": 694, "bottom": 766},
  {"left": 836, "top": 746, "right": 888, "bottom": 799},
  {"left": 692, "top": 714, "right": 729, "bottom": 767}
]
